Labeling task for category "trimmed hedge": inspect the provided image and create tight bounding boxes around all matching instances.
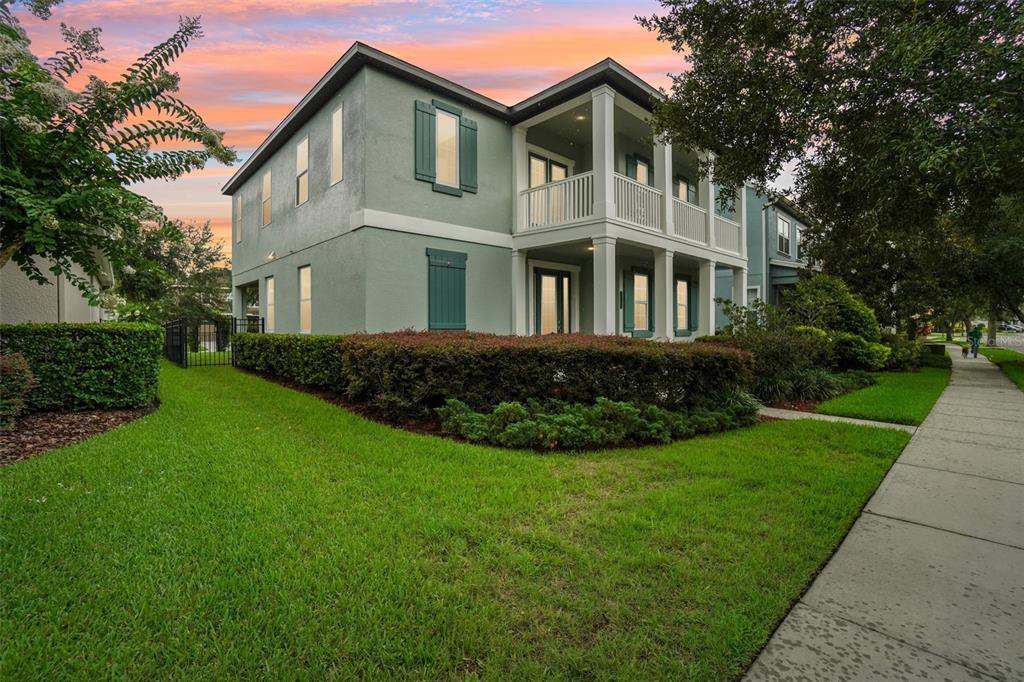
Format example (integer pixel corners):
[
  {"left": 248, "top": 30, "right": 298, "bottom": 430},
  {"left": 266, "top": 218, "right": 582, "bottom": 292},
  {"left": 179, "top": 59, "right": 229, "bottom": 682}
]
[
  {"left": 233, "top": 331, "right": 754, "bottom": 420},
  {"left": 0, "top": 323, "right": 163, "bottom": 411},
  {"left": 0, "top": 353, "right": 36, "bottom": 429}
]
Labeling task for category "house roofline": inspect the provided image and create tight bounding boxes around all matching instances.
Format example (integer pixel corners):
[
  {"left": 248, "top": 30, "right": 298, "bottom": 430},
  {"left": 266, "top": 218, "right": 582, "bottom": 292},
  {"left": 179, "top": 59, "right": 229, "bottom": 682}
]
[
  {"left": 769, "top": 195, "right": 814, "bottom": 226},
  {"left": 221, "top": 42, "right": 664, "bottom": 195}
]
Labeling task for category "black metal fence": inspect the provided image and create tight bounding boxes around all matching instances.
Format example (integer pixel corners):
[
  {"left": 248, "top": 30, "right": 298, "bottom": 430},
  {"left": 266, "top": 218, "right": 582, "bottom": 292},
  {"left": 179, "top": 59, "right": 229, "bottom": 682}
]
[{"left": 163, "top": 317, "right": 263, "bottom": 368}]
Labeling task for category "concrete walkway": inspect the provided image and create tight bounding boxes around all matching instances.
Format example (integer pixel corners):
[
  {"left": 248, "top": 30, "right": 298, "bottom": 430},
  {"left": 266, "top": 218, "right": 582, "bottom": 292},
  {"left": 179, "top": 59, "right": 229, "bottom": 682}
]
[
  {"left": 760, "top": 406, "right": 918, "bottom": 434},
  {"left": 747, "top": 347, "right": 1024, "bottom": 681}
]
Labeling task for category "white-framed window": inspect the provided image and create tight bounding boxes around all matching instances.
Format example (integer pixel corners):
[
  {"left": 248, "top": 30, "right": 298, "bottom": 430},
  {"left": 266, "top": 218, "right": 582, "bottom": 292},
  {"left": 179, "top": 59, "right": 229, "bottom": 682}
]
[
  {"left": 435, "top": 109, "right": 459, "bottom": 188},
  {"left": 295, "top": 137, "right": 309, "bottom": 206},
  {"left": 747, "top": 286, "right": 761, "bottom": 302},
  {"left": 298, "top": 265, "right": 311, "bottom": 334},
  {"left": 234, "top": 195, "right": 242, "bottom": 243},
  {"left": 633, "top": 271, "right": 650, "bottom": 332},
  {"left": 675, "top": 278, "right": 688, "bottom": 330},
  {"left": 265, "top": 276, "right": 275, "bottom": 332},
  {"left": 796, "top": 224, "right": 804, "bottom": 259},
  {"left": 262, "top": 170, "right": 272, "bottom": 226},
  {"left": 778, "top": 215, "right": 791, "bottom": 255},
  {"left": 635, "top": 159, "right": 650, "bottom": 185},
  {"left": 331, "top": 105, "right": 343, "bottom": 185}
]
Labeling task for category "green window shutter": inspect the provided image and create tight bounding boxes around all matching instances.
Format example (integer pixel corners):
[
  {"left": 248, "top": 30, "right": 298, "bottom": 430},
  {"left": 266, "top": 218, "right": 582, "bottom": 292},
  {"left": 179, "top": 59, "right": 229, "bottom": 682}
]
[
  {"left": 687, "top": 179, "right": 698, "bottom": 204},
  {"left": 646, "top": 162, "right": 655, "bottom": 188},
  {"left": 672, "top": 176, "right": 681, "bottom": 199},
  {"left": 414, "top": 100, "right": 436, "bottom": 182},
  {"left": 688, "top": 278, "right": 699, "bottom": 332},
  {"left": 623, "top": 272, "right": 634, "bottom": 333},
  {"left": 427, "top": 248, "right": 467, "bottom": 330},
  {"left": 459, "top": 117, "right": 477, "bottom": 193},
  {"left": 625, "top": 154, "right": 637, "bottom": 180}
]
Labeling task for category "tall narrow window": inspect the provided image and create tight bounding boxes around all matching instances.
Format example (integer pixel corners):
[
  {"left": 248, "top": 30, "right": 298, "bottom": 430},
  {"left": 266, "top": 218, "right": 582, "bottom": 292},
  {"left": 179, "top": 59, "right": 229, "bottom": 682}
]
[
  {"left": 635, "top": 160, "right": 650, "bottom": 186},
  {"left": 298, "top": 266, "right": 311, "bottom": 334},
  {"left": 295, "top": 137, "right": 309, "bottom": 206},
  {"left": 265, "top": 276, "right": 275, "bottom": 333},
  {"left": 675, "top": 278, "right": 688, "bottom": 331},
  {"left": 262, "top": 170, "right": 272, "bottom": 226},
  {"left": 435, "top": 110, "right": 459, "bottom": 188},
  {"left": 234, "top": 195, "right": 242, "bottom": 243},
  {"left": 778, "top": 216, "right": 791, "bottom": 255},
  {"left": 633, "top": 272, "right": 650, "bottom": 332},
  {"left": 331, "top": 105, "right": 343, "bottom": 185},
  {"left": 795, "top": 224, "right": 804, "bottom": 259}
]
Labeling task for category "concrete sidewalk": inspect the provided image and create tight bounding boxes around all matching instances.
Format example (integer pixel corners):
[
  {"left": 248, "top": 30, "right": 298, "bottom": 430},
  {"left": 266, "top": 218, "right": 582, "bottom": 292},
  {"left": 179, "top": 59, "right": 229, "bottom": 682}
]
[{"left": 747, "top": 347, "right": 1024, "bottom": 681}]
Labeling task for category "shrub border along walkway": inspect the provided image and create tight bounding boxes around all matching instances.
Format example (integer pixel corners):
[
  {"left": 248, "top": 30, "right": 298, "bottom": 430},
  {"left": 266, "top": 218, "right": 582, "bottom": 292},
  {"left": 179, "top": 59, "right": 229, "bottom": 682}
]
[{"left": 746, "top": 345, "right": 1024, "bottom": 680}]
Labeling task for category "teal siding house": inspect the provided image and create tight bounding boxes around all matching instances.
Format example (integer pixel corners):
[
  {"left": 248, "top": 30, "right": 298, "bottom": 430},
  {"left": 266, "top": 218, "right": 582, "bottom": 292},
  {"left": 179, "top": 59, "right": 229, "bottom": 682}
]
[{"left": 225, "top": 43, "right": 754, "bottom": 338}]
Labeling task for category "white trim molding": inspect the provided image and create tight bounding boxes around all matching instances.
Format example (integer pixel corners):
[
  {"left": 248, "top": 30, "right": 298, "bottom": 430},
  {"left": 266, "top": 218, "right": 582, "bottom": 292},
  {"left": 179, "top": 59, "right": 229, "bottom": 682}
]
[{"left": 351, "top": 209, "right": 513, "bottom": 248}]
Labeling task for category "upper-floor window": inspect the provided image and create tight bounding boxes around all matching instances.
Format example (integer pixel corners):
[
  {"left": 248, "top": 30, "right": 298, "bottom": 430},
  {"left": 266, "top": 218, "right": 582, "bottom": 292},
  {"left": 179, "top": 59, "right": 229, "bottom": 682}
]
[
  {"left": 414, "top": 99, "right": 478, "bottom": 196},
  {"left": 295, "top": 137, "right": 309, "bottom": 206},
  {"left": 262, "top": 170, "right": 272, "bottom": 226},
  {"left": 674, "top": 176, "right": 698, "bottom": 205},
  {"left": 435, "top": 110, "right": 459, "bottom": 189},
  {"left": 625, "top": 154, "right": 652, "bottom": 186},
  {"left": 796, "top": 224, "right": 805, "bottom": 259},
  {"left": 635, "top": 160, "right": 650, "bottom": 185},
  {"left": 331, "top": 105, "right": 343, "bottom": 185},
  {"left": 234, "top": 195, "right": 242, "bottom": 243},
  {"left": 529, "top": 154, "right": 567, "bottom": 187},
  {"left": 778, "top": 215, "right": 791, "bottom": 255}
]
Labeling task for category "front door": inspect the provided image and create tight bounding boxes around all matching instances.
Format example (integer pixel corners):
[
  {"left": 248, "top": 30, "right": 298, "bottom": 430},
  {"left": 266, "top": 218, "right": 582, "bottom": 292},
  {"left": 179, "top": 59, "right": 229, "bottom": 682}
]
[{"left": 535, "top": 269, "right": 571, "bottom": 334}]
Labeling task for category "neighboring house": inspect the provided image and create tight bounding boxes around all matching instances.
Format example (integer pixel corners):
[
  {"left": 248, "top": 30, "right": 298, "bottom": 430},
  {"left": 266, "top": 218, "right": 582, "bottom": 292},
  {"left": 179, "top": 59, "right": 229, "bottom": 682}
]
[
  {"left": 0, "top": 259, "right": 114, "bottom": 324},
  {"left": 715, "top": 194, "right": 815, "bottom": 327},
  {"left": 224, "top": 43, "right": 752, "bottom": 338}
]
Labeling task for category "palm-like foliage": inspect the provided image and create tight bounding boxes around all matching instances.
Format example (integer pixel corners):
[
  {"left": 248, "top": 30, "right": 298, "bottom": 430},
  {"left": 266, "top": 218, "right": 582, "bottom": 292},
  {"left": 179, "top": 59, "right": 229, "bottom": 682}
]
[{"left": 0, "top": 2, "right": 235, "bottom": 299}]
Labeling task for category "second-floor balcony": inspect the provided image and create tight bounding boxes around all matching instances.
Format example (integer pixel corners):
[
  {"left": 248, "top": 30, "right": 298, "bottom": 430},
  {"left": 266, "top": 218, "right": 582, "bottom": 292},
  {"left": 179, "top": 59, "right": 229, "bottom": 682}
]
[{"left": 512, "top": 85, "right": 745, "bottom": 258}]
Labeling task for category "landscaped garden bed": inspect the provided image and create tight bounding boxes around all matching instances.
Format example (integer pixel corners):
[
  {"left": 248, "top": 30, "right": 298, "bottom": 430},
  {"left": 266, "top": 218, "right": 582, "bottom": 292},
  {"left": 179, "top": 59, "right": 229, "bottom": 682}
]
[
  {"left": 0, "top": 363, "right": 912, "bottom": 680},
  {"left": 233, "top": 331, "right": 757, "bottom": 449}
]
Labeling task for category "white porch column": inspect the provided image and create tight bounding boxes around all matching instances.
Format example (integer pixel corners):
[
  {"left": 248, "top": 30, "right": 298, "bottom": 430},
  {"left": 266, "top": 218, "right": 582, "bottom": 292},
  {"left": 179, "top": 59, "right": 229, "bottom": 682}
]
[
  {"left": 698, "top": 259, "right": 717, "bottom": 337},
  {"left": 738, "top": 184, "right": 748, "bottom": 258},
  {"left": 702, "top": 154, "right": 716, "bottom": 249},
  {"left": 732, "top": 266, "right": 748, "bottom": 309},
  {"left": 653, "top": 248, "right": 674, "bottom": 339},
  {"left": 591, "top": 86, "right": 616, "bottom": 219},
  {"left": 655, "top": 141, "right": 673, "bottom": 234},
  {"left": 512, "top": 126, "right": 528, "bottom": 232},
  {"left": 511, "top": 249, "right": 528, "bottom": 335},
  {"left": 592, "top": 236, "right": 617, "bottom": 335}
]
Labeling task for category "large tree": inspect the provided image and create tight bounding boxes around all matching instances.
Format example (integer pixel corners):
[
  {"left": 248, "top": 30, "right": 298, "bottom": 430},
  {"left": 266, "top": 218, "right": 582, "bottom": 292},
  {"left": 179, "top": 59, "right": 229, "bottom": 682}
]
[
  {"left": 0, "top": 0, "right": 234, "bottom": 300},
  {"left": 640, "top": 0, "right": 1024, "bottom": 332}
]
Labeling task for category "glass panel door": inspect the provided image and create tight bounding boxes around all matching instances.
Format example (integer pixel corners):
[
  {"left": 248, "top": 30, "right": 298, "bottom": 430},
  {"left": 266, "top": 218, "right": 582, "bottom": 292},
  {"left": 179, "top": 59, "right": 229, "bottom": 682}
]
[{"left": 535, "top": 270, "right": 571, "bottom": 334}]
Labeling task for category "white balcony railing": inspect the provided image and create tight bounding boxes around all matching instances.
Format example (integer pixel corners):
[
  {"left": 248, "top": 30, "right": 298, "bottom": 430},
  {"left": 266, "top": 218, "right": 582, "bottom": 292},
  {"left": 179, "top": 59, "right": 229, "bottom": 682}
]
[
  {"left": 714, "top": 216, "right": 741, "bottom": 254},
  {"left": 614, "top": 173, "right": 662, "bottom": 232},
  {"left": 518, "top": 171, "right": 594, "bottom": 231},
  {"left": 672, "top": 198, "right": 707, "bottom": 245}
]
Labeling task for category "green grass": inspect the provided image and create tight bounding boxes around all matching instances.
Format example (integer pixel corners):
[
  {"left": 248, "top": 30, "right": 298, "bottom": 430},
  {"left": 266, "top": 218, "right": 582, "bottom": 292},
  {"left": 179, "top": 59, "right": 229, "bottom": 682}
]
[
  {"left": 979, "top": 346, "right": 1024, "bottom": 391},
  {"left": 0, "top": 365, "right": 910, "bottom": 680},
  {"left": 816, "top": 367, "right": 950, "bottom": 425}
]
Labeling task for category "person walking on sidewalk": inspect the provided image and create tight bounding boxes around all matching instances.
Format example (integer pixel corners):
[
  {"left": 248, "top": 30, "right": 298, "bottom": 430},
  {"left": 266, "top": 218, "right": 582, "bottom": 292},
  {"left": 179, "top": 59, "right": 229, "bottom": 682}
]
[{"left": 967, "top": 324, "right": 983, "bottom": 358}]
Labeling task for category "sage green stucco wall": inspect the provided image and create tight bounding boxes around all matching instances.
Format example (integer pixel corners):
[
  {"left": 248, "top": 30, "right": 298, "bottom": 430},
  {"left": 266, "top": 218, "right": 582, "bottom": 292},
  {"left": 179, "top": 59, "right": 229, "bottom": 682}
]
[
  {"left": 362, "top": 68, "right": 514, "bottom": 234},
  {"left": 361, "top": 228, "right": 512, "bottom": 333}
]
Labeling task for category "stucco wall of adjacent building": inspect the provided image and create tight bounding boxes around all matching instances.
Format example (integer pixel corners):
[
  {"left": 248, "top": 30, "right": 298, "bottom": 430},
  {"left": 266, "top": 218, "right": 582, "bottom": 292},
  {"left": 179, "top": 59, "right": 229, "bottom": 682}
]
[
  {"left": 362, "top": 67, "right": 514, "bottom": 235},
  {"left": 1, "top": 261, "right": 104, "bottom": 324}
]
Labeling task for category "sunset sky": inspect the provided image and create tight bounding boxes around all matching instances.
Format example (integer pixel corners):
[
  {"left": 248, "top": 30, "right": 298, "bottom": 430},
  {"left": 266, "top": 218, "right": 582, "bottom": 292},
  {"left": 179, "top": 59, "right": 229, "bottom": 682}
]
[{"left": 19, "top": 0, "right": 683, "bottom": 258}]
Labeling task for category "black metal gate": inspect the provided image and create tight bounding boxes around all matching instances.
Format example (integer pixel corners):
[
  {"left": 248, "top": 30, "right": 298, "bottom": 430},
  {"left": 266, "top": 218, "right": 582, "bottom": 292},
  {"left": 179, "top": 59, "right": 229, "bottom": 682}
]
[{"left": 163, "top": 317, "right": 263, "bottom": 368}]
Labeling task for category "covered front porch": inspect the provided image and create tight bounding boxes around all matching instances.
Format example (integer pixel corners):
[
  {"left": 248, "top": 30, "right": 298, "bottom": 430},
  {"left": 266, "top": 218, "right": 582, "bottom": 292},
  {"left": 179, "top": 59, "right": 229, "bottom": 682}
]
[{"left": 510, "top": 235, "right": 747, "bottom": 339}]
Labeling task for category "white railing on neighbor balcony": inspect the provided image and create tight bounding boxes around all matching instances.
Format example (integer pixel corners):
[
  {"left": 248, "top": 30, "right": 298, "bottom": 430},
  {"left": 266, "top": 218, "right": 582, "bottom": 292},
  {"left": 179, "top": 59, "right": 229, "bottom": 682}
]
[
  {"left": 714, "top": 216, "right": 742, "bottom": 254},
  {"left": 614, "top": 173, "right": 662, "bottom": 232},
  {"left": 672, "top": 198, "right": 708, "bottom": 245},
  {"left": 518, "top": 171, "right": 594, "bottom": 231}
]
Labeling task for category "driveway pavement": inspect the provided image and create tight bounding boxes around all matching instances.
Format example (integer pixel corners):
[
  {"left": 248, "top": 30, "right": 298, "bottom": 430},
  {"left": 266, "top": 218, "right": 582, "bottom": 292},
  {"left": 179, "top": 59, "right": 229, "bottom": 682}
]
[{"left": 746, "top": 347, "right": 1024, "bottom": 681}]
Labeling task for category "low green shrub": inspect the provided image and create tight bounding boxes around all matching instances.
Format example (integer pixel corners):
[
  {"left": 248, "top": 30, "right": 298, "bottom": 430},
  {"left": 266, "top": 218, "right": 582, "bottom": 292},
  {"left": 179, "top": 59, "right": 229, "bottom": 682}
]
[
  {"left": 0, "top": 353, "right": 36, "bottom": 429},
  {"left": 920, "top": 351, "right": 952, "bottom": 369},
  {"left": 832, "top": 332, "right": 890, "bottom": 371},
  {"left": 783, "top": 274, "right": 882, "bottom": 342},
  {"left": 436, "top": 392, "right": 761, "bottom": 450},
  {"left": 235, "top": 332, "right": 754, "bottom": 421},
  {"left": 0, "top": 323, "right": 162, "bottom": 411}
]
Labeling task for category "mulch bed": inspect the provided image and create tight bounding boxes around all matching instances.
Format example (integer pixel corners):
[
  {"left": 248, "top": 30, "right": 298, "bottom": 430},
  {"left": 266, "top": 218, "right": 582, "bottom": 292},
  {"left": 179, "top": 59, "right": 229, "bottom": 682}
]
[
  {"left": 770, "top": 399, "right": 821, "bottom": 413},
  {"left": 0, "top": 405, "right": 155, "bottom": 467}
]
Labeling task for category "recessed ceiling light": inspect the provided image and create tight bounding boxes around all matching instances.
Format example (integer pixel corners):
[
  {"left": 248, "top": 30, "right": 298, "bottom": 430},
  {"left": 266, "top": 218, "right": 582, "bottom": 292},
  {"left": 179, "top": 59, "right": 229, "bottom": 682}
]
[
  {"left": 574, "top": 114, "right": 586, "bottom": 121},
  {"left": 586, "top": 246, "right": 595, "bottom": 251}
]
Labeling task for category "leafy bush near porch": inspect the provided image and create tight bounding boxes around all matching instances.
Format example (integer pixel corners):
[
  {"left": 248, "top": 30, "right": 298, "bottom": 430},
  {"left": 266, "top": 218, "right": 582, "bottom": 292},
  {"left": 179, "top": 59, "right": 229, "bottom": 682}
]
[
  {"left": 783, "top": 274, "right": 882, "bottom": 342},
  {"left": 832, "top": 332, "right": 891, "bottom": 371},
  {"left": 437, "top": 392, "right": 760, "bottom": 450},
  {"left": 0, "top": 353, "right": 36, "bottom": 430},
  {"left": 0, "top": 323, "right": 162, "bottom": 411},
  {"left": 233, "top": 331, "right": 754, "bottom": 420}
]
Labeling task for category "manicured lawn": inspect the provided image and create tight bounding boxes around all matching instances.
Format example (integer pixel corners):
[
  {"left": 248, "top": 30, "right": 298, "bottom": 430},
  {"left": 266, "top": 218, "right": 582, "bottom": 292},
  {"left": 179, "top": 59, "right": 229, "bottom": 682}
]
[
  {"left": 0, "top": 364, "right": 910, "bottom": 680},
  {"left": 816, "top": 367, "right": 950, "bottom": 425},
  {"left": 980, "top": 346, "right": 1024, "bottom": 391}
]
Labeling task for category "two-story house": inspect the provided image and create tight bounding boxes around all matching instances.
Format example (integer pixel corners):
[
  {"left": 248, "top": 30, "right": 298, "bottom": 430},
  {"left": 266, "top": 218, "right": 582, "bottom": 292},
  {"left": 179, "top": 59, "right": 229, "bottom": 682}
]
[
  {"left": 224, "top": 43, "right": 752, "bottom": 338},
  {"left": 715, "top": 194, "right": 814, "bottom": 326}
]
